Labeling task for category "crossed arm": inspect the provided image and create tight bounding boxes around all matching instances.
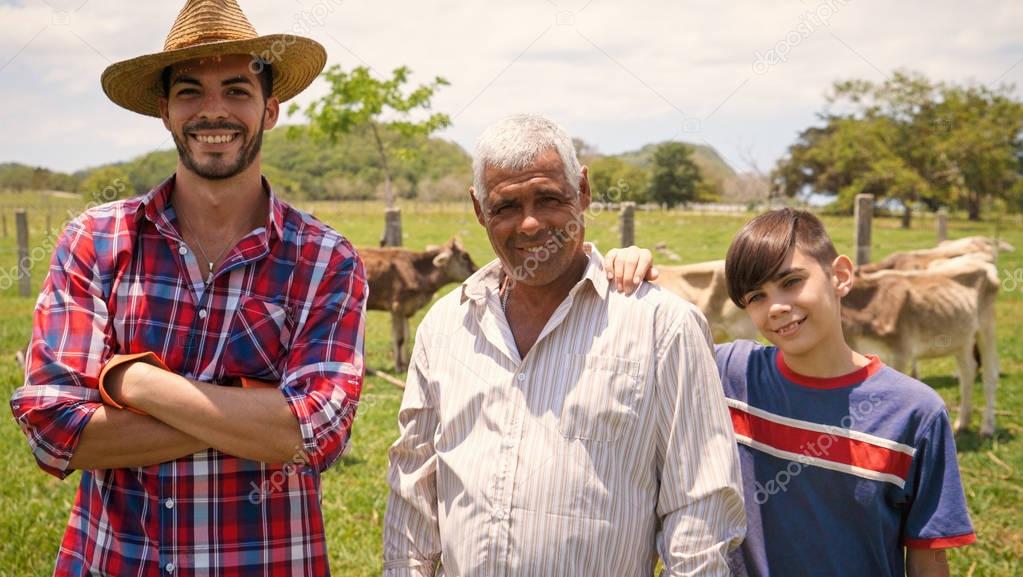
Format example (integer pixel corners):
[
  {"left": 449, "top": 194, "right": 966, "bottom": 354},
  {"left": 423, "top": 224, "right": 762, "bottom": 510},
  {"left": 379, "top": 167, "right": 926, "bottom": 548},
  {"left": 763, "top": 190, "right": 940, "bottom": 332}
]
[
  {"left": 14, "top": 219, "right": 367, "bottom": 478},
  {"left": 69, "top": 361, "right": 301, "bottom": 470}
]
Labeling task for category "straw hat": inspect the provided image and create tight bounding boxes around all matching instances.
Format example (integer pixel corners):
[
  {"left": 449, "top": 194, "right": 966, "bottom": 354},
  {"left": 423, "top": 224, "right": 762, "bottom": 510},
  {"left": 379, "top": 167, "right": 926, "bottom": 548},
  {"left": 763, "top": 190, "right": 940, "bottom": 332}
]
[{"left": 101, "top": 0, "right": 326, "bottom": 117}]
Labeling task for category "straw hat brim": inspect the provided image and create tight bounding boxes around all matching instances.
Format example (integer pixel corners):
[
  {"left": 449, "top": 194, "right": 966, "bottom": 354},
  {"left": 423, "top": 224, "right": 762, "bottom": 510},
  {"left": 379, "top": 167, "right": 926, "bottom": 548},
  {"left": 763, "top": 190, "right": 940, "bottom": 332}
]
[{"left": 101, "top": 34, "right": 326, "bottom": 117}]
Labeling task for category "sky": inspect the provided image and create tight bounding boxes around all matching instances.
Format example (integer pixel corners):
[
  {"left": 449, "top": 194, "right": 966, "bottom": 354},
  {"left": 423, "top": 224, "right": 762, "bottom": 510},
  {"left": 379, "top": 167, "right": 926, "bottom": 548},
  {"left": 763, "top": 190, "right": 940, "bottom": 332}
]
[{"left": 0, "top": 0, "right": 1021, "bottom": 175}]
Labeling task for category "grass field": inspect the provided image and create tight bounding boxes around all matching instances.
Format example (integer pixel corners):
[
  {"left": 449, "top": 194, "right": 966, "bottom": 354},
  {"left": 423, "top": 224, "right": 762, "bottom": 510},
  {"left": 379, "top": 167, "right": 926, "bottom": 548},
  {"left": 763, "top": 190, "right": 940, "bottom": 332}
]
[{"left": 0, "top": 195, "right": 1020, "bottom": 576}]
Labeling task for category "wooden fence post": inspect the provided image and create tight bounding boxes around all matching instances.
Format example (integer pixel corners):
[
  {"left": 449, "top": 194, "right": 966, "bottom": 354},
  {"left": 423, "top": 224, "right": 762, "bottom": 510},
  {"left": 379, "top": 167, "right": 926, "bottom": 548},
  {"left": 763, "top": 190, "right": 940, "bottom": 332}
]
[
  {"left": 382, "top": 207, "right": 403, "bottom": 247},
  {"left": 619, "top": 202, "right": 636, "bottom": 247},
  {"left": 1, "top": 210, "right": 7, "bottom": 239},
  {"left": 854, "top": 194, "right": 873, "bottom": 266},
  {"left": 936, "top": 209, "right": 948, "bottom": 243},
  {"left": 16, "top": 209, "right": 31, "bottom": 297}
]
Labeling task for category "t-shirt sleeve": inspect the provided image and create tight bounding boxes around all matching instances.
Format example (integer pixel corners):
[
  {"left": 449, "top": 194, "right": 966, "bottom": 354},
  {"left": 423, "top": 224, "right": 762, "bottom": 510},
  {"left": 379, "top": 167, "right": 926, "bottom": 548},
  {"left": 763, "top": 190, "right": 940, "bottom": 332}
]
[
  {"left": 902, "top": 408, "right": 976, "bottom": 549},
  {"left": 714, "top": 340, "right": 755, "bottom": 399},
  {"left": 713, "top": 342, "right": 735, "bottom": 381}
]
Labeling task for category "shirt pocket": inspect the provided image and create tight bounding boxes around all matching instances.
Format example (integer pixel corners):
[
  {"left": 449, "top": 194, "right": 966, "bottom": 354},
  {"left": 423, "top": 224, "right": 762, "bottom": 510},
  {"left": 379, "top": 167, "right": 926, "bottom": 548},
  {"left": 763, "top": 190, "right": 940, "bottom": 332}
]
[
  {"left": 221, "top": 296, "right": 292, "bottom": 381},
  {"left": 557, "top": 354, "right": 642, "bottom": 442}
]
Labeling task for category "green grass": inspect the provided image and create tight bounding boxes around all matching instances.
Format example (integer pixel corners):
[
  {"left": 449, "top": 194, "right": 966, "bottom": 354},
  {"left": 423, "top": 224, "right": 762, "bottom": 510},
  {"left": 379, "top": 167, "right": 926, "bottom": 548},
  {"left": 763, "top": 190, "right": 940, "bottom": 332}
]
[{"left": 0, "top": 197, "right": 1020, "bottom": 576}]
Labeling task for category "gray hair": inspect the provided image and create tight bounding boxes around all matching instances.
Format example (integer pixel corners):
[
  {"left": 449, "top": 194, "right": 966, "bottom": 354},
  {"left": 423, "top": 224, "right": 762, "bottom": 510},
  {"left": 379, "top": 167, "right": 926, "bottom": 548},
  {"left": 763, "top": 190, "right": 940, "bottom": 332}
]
[{"left": 472, "top": 114, "right": 582, "bottom": 204}]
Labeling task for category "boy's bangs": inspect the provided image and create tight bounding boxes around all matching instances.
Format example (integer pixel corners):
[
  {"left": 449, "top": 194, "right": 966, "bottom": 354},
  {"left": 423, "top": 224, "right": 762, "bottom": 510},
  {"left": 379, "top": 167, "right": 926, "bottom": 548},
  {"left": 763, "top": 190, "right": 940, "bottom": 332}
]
[
  {"left": 725, "top": 208, "right": 838, "bottom": 309},
  {"left": 725, "top": 217, "right": 794, "bottom": 308}
]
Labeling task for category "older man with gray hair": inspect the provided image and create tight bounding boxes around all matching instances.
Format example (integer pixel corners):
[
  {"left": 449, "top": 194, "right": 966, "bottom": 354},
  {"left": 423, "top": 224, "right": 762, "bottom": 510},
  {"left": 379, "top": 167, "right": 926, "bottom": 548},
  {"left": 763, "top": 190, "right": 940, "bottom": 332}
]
[{"left": 383, "top": 114, "right": 745, "bottom": 576}]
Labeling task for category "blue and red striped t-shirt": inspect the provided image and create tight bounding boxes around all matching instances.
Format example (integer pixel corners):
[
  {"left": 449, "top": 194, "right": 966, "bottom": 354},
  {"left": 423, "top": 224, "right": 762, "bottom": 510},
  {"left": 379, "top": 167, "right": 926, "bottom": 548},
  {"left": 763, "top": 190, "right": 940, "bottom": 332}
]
[{"left": 716, "top": 340, "right": 975, "bottom": 577}]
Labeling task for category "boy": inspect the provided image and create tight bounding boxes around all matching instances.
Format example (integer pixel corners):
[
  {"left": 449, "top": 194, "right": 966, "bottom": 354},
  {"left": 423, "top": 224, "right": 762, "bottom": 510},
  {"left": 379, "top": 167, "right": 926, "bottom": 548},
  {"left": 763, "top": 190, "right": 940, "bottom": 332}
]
[{"left": 605, "top": 208, "right": 975, "bottom": 576}]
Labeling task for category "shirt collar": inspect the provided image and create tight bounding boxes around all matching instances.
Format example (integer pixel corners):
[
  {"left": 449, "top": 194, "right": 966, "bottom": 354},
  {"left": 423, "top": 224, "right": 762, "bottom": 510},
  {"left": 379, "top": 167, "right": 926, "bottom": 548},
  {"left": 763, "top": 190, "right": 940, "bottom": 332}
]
[
  {"left": 460, "top": 243, "right": 610, "bottom": 305},
  {"left": 137, "top": 173, "right": 285, "bottom": 240}
]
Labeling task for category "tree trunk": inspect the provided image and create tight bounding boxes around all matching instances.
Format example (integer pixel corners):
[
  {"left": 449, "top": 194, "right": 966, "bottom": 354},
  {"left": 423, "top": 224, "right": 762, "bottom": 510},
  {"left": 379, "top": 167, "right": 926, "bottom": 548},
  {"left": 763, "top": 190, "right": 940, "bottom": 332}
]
[
  {"left": 901, "top": 202, "right": 912, "bottom": 229},
  {"left": 967, "top": 191, "right": 981, "bottom": 221}
]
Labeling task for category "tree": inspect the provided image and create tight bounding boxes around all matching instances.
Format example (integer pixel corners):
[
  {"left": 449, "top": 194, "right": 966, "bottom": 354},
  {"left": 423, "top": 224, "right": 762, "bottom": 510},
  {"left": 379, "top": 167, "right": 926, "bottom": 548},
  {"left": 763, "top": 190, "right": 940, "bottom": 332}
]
[
  {"left": 123, "top": 149, "right": 178, "bottom": 195},
  {"left": 774, "top": 116, "right": 930, "bottom": 224},
  {"left": 649, "top": 142, "right": 704, "bottom": 208},
  {"left": 774, "top": 70, "right": 1023, "bottom": 222},
  {"left": 588, "top": 156, "right": 650, "bottom": 203},
  {"left": 80, "top": 166, "right": 133, "bottom": 204},
  {"left": 292, "top": 65, "right": 451, "bottom": 210},
  {"left": 928, "top": 85, "right": 1023, "bottom": 220}
]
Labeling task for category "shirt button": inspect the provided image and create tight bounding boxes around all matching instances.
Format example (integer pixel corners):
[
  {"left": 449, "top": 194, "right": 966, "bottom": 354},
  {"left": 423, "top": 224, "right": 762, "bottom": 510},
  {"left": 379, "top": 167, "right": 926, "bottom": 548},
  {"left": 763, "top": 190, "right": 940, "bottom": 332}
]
[
  {"left": 502, "top": 436, "right": 515, "bottom": 449},
  {"left": 165, "top": 562, "right": 175, "bottom": 573},
  {"left": 178, "top": 245, "right": 188, "bottom": 256},
  {"left": 494, "top": 508, "right": 507, "bottom": 521},
  {"left": 198, "top": 309, "right": 207, "bottom": 319},
  {"left": 164, "top": 498, "right": 174, "bottom": 509},
  {"left": 517, "top": 373, "right": 526, "bottom": 382}
]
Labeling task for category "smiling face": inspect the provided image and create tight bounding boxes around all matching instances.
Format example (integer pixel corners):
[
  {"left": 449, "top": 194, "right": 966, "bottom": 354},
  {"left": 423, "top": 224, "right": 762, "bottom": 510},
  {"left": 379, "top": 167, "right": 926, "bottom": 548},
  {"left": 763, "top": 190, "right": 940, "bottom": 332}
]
[
  {"left": 159, "top": 54, "right": 279, "bottom": 180},
  {"left": 471, "top": 148, "right": 591, "bottom": 288},
  {"left": 740, "top": 247, "right": 854, "bottom": 356}
]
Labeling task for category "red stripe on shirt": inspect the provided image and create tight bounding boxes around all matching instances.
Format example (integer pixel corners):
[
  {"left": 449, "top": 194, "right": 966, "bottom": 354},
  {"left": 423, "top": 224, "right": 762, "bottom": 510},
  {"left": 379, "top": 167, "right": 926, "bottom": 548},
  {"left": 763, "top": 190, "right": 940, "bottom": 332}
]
[
  {"left": 729, "top": 406, "right": 914, "bottom": 480},
  {"left": 904, "top": 532, "right": 977, "bottom": 549}
]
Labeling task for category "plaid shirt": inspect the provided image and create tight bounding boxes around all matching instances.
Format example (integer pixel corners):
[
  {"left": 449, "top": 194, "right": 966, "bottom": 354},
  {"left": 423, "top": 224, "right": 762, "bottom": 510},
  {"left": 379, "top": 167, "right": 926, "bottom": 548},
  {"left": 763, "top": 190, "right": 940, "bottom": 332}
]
[{"left": 10, "top": 175, "right": 366, "bottom": 577}]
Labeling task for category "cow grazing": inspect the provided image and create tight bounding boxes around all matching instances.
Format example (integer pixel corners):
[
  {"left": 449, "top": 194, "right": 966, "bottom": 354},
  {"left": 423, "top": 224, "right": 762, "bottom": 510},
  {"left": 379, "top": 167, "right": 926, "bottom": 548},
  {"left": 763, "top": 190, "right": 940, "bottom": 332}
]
[
  {"left": 842, "top": 259, "right": 999, "bottom": 436},
  {"left": 361, "top": 237, "right": 478, "bottom": 371},
  {"left": 858, "top": 236, "right": 1014, "bottom": 274},
  {"left": 654, "top": 260, "right": 758, "bottom": 342}
]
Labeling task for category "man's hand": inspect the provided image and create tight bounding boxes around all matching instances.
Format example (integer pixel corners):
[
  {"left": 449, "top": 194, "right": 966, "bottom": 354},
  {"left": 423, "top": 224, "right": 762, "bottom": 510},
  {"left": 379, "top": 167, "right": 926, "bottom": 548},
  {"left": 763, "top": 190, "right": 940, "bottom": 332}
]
[{"left": 602, "top": 245, "right": 658, "bottom": 295}]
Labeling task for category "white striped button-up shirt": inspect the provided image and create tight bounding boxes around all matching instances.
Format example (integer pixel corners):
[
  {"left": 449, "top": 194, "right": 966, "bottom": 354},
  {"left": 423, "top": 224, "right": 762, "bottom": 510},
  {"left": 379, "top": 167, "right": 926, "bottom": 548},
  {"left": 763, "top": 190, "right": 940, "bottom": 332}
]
[{"left": 384, "top": 250, "right": 745, "bottom": 576}]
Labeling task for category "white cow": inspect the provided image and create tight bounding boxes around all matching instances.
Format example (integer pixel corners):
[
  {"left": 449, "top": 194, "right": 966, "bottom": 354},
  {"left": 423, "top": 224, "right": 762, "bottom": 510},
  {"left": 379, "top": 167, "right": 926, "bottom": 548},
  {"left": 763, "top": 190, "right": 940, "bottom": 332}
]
[{"left": 654, "top": 260, "right": 758, "bottom": 343}]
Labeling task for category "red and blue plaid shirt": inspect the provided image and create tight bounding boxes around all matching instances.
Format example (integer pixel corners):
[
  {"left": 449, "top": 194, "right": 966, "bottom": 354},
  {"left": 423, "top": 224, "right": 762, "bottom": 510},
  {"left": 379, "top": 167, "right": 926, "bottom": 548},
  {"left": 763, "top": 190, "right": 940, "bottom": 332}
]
[{"left": 10, "top": 175, "right": 366, "bottom": 576}]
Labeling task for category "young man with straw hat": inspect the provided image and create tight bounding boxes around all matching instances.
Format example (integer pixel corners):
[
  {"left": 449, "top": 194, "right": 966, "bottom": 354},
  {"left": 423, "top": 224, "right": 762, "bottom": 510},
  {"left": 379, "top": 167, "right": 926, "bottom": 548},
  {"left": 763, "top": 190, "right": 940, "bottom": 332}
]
[{"left": 10, "top": 1, "right": 366, "bottom": 575}]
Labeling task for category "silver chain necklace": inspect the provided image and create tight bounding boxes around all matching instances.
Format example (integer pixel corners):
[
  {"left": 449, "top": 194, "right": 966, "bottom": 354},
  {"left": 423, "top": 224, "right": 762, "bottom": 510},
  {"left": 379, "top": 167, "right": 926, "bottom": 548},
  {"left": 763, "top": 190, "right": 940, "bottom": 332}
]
[{"left": 178, "top": 214, "right": 244, "bottom": 283}]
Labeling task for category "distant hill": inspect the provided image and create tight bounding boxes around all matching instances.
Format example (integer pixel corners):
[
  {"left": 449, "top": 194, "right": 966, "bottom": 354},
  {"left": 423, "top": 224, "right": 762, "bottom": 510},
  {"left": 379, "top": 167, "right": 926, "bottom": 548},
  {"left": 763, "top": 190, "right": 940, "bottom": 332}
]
[
  {"left": 83, "top": 126, "right": 472, "bottom": 202},
  {"left": 1, "top": 131, "right": 737, "bottom": 202},
  {"left": 0, "top": 125, "right": 472, "bottom": 202},
  {"left": 0, "top": 162, "right": 80, "bottom": 194},
  {"left": 615, "top": 141, "right": 736, "bottom": 191}
]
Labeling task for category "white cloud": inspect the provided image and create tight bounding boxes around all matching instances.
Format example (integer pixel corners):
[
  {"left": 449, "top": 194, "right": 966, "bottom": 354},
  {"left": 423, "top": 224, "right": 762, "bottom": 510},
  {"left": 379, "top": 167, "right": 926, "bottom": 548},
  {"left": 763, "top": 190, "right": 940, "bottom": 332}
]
[{"left": 0, "top": 0, "right": 1020, "bottom": 174}]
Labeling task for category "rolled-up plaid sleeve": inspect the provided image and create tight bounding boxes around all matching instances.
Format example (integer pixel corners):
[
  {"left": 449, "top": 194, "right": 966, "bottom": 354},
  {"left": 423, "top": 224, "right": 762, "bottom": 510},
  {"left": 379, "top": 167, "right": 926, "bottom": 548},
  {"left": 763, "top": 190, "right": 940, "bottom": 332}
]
[
  {"left": 10, "top": 216, "right": 110, "bottom": 479},
  {"left": 279, "top": 240, "right": 366, "bottom": 473}
]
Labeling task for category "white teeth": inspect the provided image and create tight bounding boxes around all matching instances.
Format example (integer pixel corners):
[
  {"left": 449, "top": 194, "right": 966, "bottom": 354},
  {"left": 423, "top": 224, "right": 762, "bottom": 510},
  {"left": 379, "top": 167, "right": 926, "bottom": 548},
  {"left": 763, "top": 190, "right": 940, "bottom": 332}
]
[
  {"left": 524, "top": 246, "right": 544, "bottom": 253},
  {"left": 196, "top": 134, "right": 235, "bottom": 144},
  {"left": 777, "top": 319, "right": 802, "bottom": 335}
]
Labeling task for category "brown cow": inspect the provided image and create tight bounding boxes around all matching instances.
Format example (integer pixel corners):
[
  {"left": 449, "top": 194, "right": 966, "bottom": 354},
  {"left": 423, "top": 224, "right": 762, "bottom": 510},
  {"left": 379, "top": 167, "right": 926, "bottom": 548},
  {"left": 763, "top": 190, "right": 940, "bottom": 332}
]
[
  {"left": 858, "top": 236, "right": 1014, "bottom": 274},
  {"left": 654, "top": 260, "right": 758, "bottom": 342},
  {"left": 361, "top": 237, "right": 478, "bottom": 371},
  {"left": 842, "top": 259, "right": 999, "bottom": 436},
  {"left": 857, "top": 237, "right": 1012, "bottom": 379}
]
